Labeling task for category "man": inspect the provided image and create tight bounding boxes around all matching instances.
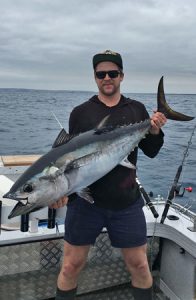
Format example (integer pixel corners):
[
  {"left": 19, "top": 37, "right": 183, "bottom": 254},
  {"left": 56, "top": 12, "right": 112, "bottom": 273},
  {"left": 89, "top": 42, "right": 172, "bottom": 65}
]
[{"left": 54, "top": 50, "right": 167, "bottom": 300}]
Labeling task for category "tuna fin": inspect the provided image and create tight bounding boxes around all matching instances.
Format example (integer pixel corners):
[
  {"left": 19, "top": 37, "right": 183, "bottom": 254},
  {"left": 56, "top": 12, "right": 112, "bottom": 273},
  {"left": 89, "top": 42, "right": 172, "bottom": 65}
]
[
  {"left": 64, "top": 152, "right": 101, "bottom": 171},
  {"left": 52, "top": 129, "right": 76, "bottom": 148},
  {"left": 157, "top": 76, "right": 194, "bottom": 121},
  {"left": 119, "top": 158, "right": 136, "bottom": 169},
  {"left": 77, "top": 188, "right": 94, "bottom": 203},
  {"left": 53, "top": 115, "right": 110, "bottom": 147}
]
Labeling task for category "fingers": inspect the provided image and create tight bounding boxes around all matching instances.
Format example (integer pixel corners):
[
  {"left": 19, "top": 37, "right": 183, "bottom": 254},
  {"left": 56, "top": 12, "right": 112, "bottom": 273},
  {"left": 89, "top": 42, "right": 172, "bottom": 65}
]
[
  {"left": 151, "top": 112, "right": 167, "bottom": 127},
  {"left": 49, "top": 195, "right": 69, "bottom": 209},
  {"left": 150, "top": 112, "right": 167, "bottom": 134}
]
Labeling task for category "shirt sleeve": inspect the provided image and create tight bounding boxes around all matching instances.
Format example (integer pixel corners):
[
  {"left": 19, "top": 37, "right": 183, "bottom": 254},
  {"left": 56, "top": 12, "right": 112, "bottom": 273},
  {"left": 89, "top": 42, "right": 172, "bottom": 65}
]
[
  {"left": 138, "top": 103, "right": 164, "bottom": 158},
  {"left": 139, "top": 130, "right": 164, "bottom": 158}
]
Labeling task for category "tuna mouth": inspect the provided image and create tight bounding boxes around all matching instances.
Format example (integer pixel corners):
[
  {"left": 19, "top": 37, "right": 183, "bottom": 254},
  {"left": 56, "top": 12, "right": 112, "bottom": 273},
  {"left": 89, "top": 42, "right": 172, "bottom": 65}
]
[
  {"left": 3, "top": 192, "right": 28, "bottom": 202},
  {"left": 8, "top": 201, "right": 28, "bottom": 219}
]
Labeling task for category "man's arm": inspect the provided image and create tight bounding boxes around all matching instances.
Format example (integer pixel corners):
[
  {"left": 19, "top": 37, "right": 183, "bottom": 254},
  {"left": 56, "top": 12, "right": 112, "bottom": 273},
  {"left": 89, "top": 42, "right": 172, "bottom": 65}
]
[{"left": 139, "top": 111, "right": 167, "bottom": 158}]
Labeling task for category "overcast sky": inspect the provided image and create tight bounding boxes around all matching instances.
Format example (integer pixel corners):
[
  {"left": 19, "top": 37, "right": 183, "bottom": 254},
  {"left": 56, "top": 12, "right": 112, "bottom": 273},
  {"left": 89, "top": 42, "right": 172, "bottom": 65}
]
[{"left": 0, "top": 0, "right": 196, "bottom": 93}]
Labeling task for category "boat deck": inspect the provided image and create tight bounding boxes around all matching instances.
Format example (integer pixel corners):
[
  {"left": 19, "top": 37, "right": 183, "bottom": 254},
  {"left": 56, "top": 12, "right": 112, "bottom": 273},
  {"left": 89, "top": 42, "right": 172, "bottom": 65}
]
[
  {"left": 0, "top": 157, "right": 195, "bottom": 300},
  {"left": 0, "top": 235, "right": 165, "bottom": 300}
]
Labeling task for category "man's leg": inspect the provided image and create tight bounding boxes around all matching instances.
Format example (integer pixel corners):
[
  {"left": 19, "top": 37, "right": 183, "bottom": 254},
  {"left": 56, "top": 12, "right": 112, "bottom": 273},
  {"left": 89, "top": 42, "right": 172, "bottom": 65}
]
[
  {"left": 121, "top": 244, "right": 153, "bottom": 300},
  {"left": 55, "top": 197, "right": 105, "bottom": 299},
  {"left": 55, "top": 241, "right": 90, "bottom": 300}
]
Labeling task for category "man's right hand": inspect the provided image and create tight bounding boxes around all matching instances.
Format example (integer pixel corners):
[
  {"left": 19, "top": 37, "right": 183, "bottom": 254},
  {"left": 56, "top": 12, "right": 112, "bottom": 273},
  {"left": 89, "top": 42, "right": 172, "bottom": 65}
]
[{"left": 49, "top": 195, "right": 69, "bottom": 209}]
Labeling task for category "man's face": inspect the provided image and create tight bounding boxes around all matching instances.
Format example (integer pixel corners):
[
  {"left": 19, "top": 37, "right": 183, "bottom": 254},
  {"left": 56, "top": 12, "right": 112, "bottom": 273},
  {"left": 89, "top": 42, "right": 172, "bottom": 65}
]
[{"left": 94, "top": 61, "right": 124, "bottom": 97}]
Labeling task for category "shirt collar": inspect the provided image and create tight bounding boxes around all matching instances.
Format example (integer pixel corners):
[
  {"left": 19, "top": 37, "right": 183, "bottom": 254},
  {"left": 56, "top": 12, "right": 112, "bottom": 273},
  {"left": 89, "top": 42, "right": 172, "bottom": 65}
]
[{"left": 91, "top": 95, "right": 129, "bottom": 107}]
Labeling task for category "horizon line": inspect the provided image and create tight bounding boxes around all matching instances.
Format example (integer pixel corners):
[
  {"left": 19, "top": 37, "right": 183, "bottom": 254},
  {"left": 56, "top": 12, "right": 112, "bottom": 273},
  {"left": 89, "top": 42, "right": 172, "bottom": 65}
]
[{"left": 0, "top": 87, "right": 196, "bottom": 95}]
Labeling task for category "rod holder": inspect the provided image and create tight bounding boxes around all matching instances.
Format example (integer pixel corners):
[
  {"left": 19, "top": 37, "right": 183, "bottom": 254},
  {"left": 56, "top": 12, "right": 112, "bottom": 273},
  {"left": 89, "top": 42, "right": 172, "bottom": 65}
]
[
  {"left": 47, "top": 208, "right": 56, "bottom": 229},
  {"left": 20, "top": 214, "right": 29, "bottom": 232}
]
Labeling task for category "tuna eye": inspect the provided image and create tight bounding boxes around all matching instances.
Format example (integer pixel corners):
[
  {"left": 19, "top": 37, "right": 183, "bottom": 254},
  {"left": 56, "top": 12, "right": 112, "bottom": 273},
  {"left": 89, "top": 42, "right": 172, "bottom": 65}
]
[{"left": 23, "top": 184, "right": 33, "bottom": 193}]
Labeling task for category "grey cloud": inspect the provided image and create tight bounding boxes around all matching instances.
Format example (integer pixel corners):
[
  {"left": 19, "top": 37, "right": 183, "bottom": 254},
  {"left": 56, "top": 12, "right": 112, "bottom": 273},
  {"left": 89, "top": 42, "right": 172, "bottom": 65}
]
[{"left": 0, "top": 0, "right": 196, "bottom": 92}]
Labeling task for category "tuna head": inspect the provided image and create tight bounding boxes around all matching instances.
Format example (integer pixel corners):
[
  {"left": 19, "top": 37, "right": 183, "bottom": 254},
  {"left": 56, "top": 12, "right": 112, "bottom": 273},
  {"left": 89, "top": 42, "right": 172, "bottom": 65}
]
[{"left": 3, "top": 166, "right": 69, "bottom": 219}]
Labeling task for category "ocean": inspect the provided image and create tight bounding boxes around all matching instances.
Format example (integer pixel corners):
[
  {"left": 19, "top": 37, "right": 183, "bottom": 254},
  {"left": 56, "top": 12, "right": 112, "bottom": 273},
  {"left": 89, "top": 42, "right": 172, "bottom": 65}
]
[{"left": 0, "top": 88, "right": 196, "bottom": 212}]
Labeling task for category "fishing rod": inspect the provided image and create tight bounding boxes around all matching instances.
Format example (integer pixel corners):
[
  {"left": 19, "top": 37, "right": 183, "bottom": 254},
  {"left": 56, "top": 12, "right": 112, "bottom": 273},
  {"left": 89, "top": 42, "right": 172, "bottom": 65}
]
[
  {"left": 136, "top": 178, "right": 159, "bottom": 218},
  {"left": 160, "top": 124, "right": 196, "bottom": 224}
]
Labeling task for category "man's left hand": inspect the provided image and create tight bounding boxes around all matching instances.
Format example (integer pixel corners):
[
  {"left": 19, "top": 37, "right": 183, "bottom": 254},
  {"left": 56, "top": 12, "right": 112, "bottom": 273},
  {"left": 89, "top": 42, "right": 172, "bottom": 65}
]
[
  {"left": 49, "top": 195, "right": 69, "bottom": 209},
  {"left": 150, "top": 112, "right": 167, "bottom": 135}
]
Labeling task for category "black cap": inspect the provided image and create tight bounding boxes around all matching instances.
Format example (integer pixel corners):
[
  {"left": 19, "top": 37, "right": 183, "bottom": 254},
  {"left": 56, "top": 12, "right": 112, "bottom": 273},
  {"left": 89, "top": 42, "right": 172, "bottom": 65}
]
[{"left": 93, "top": 50, "right": 123, "bottom": 70}]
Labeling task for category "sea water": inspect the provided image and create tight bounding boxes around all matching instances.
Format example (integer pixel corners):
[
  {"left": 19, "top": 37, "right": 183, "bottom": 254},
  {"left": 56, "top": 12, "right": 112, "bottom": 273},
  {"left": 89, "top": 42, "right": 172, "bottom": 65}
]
[{"left": 0, "top": 89, "right": 195, "bottom": 211}]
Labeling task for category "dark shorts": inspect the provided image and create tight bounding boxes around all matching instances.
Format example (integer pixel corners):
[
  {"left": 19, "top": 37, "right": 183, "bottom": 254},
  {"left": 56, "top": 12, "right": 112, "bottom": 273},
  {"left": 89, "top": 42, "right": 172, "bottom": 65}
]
[{"left": 64, "top": 196, "right": 147, "bottom": 248}]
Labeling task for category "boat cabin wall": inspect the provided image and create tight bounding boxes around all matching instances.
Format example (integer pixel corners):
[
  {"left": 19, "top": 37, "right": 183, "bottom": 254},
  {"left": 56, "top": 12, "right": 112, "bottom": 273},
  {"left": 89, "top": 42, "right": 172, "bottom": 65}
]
[{"left": 160, "top": 239, "right": 196, "bottom": 300}]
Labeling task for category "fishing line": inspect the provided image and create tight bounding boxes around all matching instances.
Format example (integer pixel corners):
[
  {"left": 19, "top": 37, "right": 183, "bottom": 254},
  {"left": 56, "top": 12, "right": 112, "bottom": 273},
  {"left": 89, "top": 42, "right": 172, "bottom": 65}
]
[
  {"left": 168, "top": 124, "right": 195, "bottom": 199},
  {"left": 149, "top": 216, "right": 158, "bottom": 272},
  {"left": 149, "top": 124, "right": 196, "bottom": 278},
  {"left": 179, "top": 124, "right": 196, "bottom": 182},
  {"left": 181, "top": 124, "right": 196, "bottom": 166},
  {"left": 161, "top": 124, "right": 196, "bottom": 224},
  {"left": 51, "top": 111, "right": 63, "bottom": 129},
  {"left": 149, "top": 195, "right": 162, "bottom": 299}
]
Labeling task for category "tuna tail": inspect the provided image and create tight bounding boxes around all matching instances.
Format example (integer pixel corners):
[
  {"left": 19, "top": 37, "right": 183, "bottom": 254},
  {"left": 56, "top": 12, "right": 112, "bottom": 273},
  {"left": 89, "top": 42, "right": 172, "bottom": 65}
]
[{"left": 157, "top": 76, "right": 194, "bottom": 121}]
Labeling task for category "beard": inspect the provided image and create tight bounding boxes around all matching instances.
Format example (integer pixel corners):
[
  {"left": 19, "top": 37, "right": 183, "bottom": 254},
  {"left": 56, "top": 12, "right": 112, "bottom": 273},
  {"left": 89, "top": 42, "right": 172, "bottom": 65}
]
[{"left": 99, "top": 81, "right": 120, "bottom": 97}]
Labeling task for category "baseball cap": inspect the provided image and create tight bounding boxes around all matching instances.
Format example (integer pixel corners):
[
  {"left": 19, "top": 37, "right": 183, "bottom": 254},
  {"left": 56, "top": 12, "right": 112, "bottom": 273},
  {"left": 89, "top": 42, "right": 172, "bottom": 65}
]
[{"left": 93, "top": 50, "right": 123, "bottom": 70}]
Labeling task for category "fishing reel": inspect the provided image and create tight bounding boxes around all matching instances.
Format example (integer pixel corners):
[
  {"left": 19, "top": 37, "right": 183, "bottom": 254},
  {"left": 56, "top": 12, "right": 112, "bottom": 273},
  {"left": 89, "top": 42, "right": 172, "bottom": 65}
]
[{"left": 175, "top": 184, "right": 193, "bottom": 197}]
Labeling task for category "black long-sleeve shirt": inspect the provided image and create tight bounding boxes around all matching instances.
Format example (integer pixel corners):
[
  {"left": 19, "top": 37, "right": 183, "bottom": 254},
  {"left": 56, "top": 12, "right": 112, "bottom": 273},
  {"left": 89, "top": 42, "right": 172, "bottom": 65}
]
[{"left": 69, "top": 95, "right": 164, "bottom": 210}]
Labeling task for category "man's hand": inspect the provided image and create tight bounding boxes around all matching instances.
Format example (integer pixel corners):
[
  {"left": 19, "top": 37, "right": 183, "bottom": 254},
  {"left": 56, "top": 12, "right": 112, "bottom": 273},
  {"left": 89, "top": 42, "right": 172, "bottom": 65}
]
[
  {"left": 49, "top": 195, "right": 69, "bottom": 209},
  {"left": 150, "top": 112, "right": 167, "bottom": 135}
]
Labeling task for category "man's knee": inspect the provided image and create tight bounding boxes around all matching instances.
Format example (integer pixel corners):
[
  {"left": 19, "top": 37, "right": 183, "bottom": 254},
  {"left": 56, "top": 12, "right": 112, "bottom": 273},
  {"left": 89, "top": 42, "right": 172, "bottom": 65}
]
[
  {"left": 133, "top": 258, "right": 149, "bottom": 272},
  {"left": 60, "top": 242, "right": 90, "bottom": 278},
  {"left": 60, "top": 259, "right": 86, "bottom": 279},
  {"left": 122, "top": 245, "right": 149, "bottom": 272},
  {"left": 125, "top": 254, "right": 153, "bottom": 288},
  {"left": 127, "top": 257, "right": 149, "bottom": 274}
]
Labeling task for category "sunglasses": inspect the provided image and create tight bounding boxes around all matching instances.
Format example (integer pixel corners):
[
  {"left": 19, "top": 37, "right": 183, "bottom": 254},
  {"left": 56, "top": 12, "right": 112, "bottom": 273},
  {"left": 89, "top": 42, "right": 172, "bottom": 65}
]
[{"left": 95, "top": 70, "right": 121, "bottom": 79}]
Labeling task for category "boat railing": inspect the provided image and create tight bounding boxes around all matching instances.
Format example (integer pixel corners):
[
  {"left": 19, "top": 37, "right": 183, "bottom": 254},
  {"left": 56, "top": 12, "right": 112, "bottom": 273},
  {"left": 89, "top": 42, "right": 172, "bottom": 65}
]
[{"left": 151, "top": 200, "right": 196, "bottom": 225}]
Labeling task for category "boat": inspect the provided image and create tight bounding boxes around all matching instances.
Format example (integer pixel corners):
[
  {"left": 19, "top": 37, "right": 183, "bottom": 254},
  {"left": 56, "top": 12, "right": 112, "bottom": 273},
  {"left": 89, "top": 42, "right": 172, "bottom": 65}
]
[{"left": 0, "top": 155, "right": 195, "bottom": 300}]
